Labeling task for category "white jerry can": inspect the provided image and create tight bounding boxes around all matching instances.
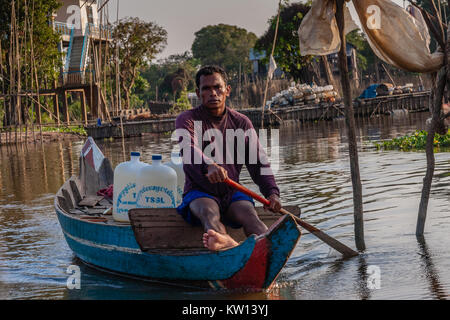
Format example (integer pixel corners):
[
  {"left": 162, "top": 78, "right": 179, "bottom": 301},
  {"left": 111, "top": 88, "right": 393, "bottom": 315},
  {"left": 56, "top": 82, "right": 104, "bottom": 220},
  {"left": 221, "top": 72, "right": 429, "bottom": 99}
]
[
  {"left": 164, "top": 152, "right": 185, "bottom": 206},
  {"left": 136, "top": 154, "right": 177, "bottom": 209},
  {"left": 112, "top": 152, "right": 148, "bottom": 222}
]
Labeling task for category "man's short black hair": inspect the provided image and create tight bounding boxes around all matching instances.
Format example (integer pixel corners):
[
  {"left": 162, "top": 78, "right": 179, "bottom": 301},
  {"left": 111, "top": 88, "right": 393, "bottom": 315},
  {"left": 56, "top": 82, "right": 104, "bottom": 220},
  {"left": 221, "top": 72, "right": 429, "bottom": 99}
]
[{"left": 195, "top": 65, "right": 228, "bottom": 88}]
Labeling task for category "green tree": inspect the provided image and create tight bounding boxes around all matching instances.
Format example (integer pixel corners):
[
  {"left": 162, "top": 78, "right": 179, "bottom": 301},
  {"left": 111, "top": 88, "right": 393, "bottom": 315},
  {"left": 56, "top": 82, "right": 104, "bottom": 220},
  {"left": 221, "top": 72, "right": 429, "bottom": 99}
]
[
  {"left": 140, "top": 51, "right": 199, "bottom": 102},
  {"left": 113, "top": 17, "right": 167, "bottom": 109},
  {"left": 255, "top": 2, "right": 313, "bottom": 82},
  {"left": 0, "top": 0, "right": 63, "bottom": 126},
  {"left": 191, "top": 24, "right": 257, "bottom": 77},
  {"left": 346, "top": 29, "right": 375, "bottom": 73},
  {"left": 413, "top": 0, "right": 448, "bottom": 52},
  {"left": 0, "top": 0, "right": 62, "bottom": 84}
]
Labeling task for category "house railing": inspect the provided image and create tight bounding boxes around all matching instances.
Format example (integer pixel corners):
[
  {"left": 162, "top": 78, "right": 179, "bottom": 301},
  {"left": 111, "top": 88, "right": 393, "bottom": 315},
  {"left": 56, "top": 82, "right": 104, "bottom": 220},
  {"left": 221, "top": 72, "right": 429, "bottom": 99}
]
[
  {"left": 54, "top": 21, "right": 73, "bottom": 36},
  {"left": 87, "top": 23, "right": 112, "bottom": 39},
  {"left": 80, "top": 24, "right": 90, "bottom": 71},
  {"left": 64, "top": 27, "right": 75, "bottom": 73}
]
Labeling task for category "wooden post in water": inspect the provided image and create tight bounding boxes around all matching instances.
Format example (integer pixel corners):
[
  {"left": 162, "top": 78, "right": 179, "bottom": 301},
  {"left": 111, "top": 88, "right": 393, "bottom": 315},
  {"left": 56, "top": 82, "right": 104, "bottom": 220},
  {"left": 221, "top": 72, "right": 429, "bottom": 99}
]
[
  {"left": 53, "top": 81, "right": 60, "bottom": 127},
  {"left": 80, "top": 90, "right": 88, "bottom": 125},
  {"left": 415, "top": 1, "right": 448, "bottom": 237},
  {"left": 335, "top": 0, "right": 365, "bottom": 251},
  {"left": 63, "top": 90, "right": 70, "bottom": 125}
]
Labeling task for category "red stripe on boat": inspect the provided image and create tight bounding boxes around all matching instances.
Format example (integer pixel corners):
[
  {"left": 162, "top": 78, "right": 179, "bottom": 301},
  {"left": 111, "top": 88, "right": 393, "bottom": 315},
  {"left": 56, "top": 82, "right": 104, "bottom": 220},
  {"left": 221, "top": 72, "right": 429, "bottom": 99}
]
[
  {"left": 221, "top": 237, "right": 270, "bottom": 289},
  {"left": 85, "top": 149, "right": 95, "bottom": 170}
]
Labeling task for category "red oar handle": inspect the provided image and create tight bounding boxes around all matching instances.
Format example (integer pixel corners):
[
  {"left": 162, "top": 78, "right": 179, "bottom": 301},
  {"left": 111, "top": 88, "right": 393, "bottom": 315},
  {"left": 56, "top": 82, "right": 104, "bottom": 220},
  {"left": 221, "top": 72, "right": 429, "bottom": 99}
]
[
  {"left": 224, "top": 178, "right": 270, "bottom": 206},
  {"left": 224, "top": 177, "right": 359, "bottom": 258}
]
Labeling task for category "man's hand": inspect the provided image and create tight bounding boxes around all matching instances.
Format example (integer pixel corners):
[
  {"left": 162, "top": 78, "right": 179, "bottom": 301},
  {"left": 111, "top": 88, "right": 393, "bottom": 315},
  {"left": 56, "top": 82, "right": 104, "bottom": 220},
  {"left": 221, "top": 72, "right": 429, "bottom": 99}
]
[
  {"left": 264, "top": 194, "right": 282, "bottom": 212},
  {"left": 206, "top": 163, "right": 228, "bottom": 184}
]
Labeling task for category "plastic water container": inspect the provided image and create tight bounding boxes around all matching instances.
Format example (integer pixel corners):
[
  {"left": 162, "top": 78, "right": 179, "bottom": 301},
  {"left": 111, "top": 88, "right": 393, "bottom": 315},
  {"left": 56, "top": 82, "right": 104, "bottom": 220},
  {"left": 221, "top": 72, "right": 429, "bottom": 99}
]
[
  {"left": 113, "top": 152, "right": 148, "bottom": 222},
  {"left": 136, "top": 154, "right": 177, "bottom": 209},
  {"left": 164, "top": 152, "right": 185, "bottom": 206}
]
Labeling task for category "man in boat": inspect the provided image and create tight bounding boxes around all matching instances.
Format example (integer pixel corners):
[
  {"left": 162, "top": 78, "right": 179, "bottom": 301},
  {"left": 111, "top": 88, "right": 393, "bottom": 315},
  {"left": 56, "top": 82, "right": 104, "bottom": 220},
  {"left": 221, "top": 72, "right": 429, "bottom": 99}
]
[{"left": 175, "top": 65, "right": 281, "bottom": 251}]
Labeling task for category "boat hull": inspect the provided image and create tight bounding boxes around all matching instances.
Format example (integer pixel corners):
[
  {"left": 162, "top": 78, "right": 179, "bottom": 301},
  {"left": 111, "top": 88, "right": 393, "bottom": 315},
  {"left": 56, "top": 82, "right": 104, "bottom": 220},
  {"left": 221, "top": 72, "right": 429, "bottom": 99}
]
[{"left": 55, "top": 205, "right": 300, "bottom": 290}]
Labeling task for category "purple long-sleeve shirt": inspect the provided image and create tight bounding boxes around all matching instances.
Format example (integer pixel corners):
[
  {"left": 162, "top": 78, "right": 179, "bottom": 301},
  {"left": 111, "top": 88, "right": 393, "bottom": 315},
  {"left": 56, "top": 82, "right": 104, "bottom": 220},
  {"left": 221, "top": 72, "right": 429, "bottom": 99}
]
[{"left": 175, "top": 104, "right": 279, "bottom": 201}]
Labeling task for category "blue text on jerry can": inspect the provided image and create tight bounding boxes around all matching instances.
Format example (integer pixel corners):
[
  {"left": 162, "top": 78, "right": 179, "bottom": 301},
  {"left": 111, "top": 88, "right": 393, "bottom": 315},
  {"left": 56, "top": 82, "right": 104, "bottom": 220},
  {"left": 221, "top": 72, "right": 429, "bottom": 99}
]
[{"left": 136, "top": 185, "right": 176, "bottom": 208}]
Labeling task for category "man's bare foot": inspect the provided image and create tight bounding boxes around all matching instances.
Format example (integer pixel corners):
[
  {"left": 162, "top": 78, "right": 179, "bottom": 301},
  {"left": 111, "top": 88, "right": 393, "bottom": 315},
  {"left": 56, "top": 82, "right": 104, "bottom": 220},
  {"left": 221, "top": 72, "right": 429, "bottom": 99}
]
[{"left": 202, "top": 229, "right": 239, "bottom": 251}]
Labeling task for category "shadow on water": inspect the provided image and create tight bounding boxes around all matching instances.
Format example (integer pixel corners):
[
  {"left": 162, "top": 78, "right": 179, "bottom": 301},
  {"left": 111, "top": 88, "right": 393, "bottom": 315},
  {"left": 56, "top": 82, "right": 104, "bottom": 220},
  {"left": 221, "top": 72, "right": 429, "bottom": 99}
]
[
  {"left": 355, "top": 255, "right": 371, "bottom": 300},
  {"left": 62, "top": 257, "right": 275, "bottom": 300},
  {"left": 416, "top": 236, "right": 448, "bottom": 300}
]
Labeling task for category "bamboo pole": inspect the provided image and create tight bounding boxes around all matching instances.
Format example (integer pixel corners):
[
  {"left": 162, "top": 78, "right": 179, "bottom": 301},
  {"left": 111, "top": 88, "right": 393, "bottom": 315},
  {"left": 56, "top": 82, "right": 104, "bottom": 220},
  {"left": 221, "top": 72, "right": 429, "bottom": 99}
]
[
  {"left": 24, "top": 0, "right": 29, "bottom": 143},
  {"left": 260, "top": 0, "right": 282, "bottom": 129},
  {"left": 15, "top": 0, "right": 22, "bottom": 135},
  {"left": 336, "top": 0, "right": 365, "bottom": 251},
  {"left": 98, "top": 8, "right": 103, "bottom": 120},
  {"left": 103, "top": 7, "right": 109, "bottom": 117},
  {"left": 30, "top": 0, "right": 43, "bottom": 142},
  {"left": 116, "top": 0, "right": 126, "bottom": 161},
  {"left": 10, "top": 0, "right": 16, "bottom": 144}
]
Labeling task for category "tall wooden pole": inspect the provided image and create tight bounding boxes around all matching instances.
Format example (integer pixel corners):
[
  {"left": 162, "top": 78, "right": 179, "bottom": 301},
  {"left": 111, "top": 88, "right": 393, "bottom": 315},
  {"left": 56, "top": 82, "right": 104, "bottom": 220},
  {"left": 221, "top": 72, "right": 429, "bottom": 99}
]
[
  {"left": 416, "top": 4, "right": 449, "bottom": 236},
  {"left": 416, "top": 69, "right": 445, "bottom": 236},
  {"left": 335, "top": 0, "right": 365, "bottom": 251},
  {"left": 260, "top": 0, "right": 282, "bottom": 129},
  {"left": 116, "top": 0, "right": 125, "bottom": 161}
]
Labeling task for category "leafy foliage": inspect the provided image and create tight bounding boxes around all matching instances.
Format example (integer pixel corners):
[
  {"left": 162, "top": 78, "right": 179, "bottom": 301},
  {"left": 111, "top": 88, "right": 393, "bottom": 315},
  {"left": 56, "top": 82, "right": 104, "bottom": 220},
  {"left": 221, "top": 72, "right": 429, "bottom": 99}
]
[
  {"left": 140, "top": 51, "right": 199, "bottom": 101},
  {"left": 346, "top": 30, "right": 375, "bottom": 73},
  {"left": 255, "top": 2, "right": 313, "bottom": 82},
  {"left": 375, "top": 130, "right": 450, "bottom": 151},
  {"left": 169, "top": 88, "right": 192, "bottom": 114},
  {"left": 113, "top": 17, "right": 167, "bottom": 109},
  {"left": 192, "top": 24, "right": 257, "bottom": 77},
  {"left": 41, "top": 125, "right": 87, "bottom": 136},
  {"left": 0, "top": 0, "right": 63, "bottom": 89}
]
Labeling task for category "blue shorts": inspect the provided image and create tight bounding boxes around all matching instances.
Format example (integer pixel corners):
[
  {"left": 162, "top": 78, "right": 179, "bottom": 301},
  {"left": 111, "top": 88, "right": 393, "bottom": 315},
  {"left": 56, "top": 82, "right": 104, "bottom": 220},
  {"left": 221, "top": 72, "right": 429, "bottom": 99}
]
[{"left": 176, "top": 190, "right": 255, "bottom": 228}]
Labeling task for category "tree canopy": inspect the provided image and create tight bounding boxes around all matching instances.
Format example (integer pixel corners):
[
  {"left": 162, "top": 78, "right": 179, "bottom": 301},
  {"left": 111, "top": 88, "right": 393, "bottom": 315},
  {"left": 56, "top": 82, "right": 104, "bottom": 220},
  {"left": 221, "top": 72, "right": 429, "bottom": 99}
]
[
  {"left": 0, "top": 0, "right": 63, "bottom": 126},
  {"left": 140, "top": 51, "right": 199, "bottom": 102},
  {"left": 191, "top": 24, "right": 257, "bottom": 77},
  {"left": 255, "top": 2, "right": 317, "bottom": 82},
  {"left": 113, "top": 17, "right": 167, "bottom": 109},
  {"left": 0, "top": 0, "right": 63, "bottom": 89}
]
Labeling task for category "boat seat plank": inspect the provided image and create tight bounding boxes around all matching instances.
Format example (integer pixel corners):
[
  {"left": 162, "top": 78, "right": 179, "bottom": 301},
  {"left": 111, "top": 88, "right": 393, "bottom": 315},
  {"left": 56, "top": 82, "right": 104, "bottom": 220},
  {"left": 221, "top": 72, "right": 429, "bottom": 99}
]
[
  {"left": 61, "top": 189, "right": 74, "bottom": 210},
  {"left": 78, "top": 195, "right": 104, "bottom": 207},
  {"left": 57, "top": 196, "right": 71, "bottom": 213},
  {"left": 70, "top": 180, "right": 83, "bottom": 206},
  {"left": 129, "top": 206, "right": 300, "bottom": 251}
]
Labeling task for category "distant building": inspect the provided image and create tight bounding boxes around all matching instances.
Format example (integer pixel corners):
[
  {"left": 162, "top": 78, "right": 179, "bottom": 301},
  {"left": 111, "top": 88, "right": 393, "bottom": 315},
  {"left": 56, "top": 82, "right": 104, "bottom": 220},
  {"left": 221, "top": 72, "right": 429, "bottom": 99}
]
[
  {"left": 249, "top": 48, "right": 284, "bottom": 78},
  {"left": 46, "top": 0, "right": 113, "bottom": 122},
  {"left": 325, "top": 43, "right": 359, "bottom": 83},
  {"left": 51, "top": 0, "right": 111, "bottom": 87}
]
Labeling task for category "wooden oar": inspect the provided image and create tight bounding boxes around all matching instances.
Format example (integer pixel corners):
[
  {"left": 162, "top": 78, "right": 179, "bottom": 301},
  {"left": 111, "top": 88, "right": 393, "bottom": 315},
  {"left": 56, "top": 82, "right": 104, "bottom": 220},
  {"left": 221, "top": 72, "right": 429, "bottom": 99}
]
[{"left": 224, "top": 178, "right": 359, "bottom": 258}]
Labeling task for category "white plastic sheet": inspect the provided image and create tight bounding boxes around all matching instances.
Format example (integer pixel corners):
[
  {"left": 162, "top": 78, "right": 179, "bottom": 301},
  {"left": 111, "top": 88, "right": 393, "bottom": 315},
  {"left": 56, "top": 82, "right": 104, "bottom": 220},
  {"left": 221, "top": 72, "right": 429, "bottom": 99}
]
[
  {"left": 298, "top": 0, "right": 444, "bottom": 73},
  {"left": 298, "top": 0, "right": 358, "bottom": 56}
]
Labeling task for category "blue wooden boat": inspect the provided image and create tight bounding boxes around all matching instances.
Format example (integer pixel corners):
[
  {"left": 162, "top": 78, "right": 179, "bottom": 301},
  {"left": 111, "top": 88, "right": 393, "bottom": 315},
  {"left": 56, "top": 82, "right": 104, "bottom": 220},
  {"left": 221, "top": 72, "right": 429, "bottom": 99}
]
[{"left": 54, "top": 138, "right": 301, "bottom": 290}]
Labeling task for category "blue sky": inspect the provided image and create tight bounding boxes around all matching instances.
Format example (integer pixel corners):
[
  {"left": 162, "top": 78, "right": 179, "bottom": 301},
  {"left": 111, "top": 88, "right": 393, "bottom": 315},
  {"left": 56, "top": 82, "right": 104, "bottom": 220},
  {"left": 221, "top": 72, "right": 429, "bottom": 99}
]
[{"left": 111, "top": 0, "right": 408, "bottom": 59}]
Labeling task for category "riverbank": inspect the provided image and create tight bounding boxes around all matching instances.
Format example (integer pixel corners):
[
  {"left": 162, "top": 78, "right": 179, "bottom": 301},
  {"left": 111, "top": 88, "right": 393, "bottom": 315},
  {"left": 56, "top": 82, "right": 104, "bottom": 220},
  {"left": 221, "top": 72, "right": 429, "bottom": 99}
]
[
  {"left": 0, "top": 130, "right": 85, "bottom": 146},
  {"left": 85, "top": 91, "right": 431, "bottom": 139}
]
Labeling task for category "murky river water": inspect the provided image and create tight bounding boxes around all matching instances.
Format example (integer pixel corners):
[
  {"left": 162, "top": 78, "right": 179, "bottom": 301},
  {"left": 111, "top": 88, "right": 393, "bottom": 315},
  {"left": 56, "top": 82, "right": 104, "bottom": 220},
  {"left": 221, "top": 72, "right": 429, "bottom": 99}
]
[{"left": 1, "top": 112, "right": 449, "bottom": 300}]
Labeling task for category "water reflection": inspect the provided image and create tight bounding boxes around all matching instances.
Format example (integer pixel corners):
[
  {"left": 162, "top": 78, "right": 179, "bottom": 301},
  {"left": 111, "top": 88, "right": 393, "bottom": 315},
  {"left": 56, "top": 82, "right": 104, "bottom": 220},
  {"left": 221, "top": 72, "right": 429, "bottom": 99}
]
[
  {"left": 356, "top": 256, "right": 371, "bottom": 300},
  {"left": 416, "top": 236, "right": 447, "bottom": 300}
]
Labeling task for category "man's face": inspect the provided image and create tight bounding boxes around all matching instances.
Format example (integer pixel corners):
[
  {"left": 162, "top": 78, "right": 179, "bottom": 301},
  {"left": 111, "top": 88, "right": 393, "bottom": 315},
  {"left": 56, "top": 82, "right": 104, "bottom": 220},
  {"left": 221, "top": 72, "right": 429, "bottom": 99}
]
[{"left": 196, "top": 73, "right": 231, "bottom": 111}]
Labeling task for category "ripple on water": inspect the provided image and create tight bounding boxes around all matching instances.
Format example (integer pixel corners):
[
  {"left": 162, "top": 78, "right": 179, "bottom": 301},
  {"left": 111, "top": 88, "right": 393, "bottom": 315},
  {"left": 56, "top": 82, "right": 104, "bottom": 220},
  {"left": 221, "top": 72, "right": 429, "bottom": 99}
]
[{"left": 1, "top": 113, "right": 450, "bottom": 299}]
